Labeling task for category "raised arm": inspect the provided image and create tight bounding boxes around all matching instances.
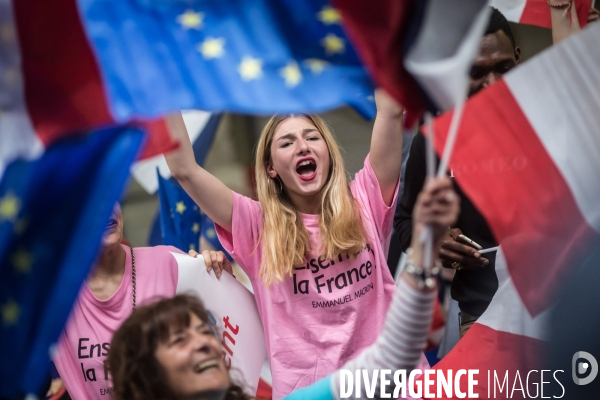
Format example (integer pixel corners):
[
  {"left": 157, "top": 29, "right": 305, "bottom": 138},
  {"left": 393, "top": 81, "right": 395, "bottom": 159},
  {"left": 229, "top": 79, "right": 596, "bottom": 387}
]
[
  {"left": 370, "top": 89, "right": 404, "bottom": 206},
  {"left": 164, "top": 114, "right": 233, "bottom": 232},
  {"left": 549, "top": 0, "right": 582, "bottom": 43},
  {"left": 286, "top": 178, "right": 459, "bottom": 400}
]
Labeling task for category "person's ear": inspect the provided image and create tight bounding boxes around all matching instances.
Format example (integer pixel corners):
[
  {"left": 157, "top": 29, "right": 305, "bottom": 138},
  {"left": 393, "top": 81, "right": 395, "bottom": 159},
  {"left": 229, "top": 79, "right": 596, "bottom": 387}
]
[
  {"left": 266, "top": 162, "right": 278, "bottom": 178},
  {"left": 514, "top": 46, "right": 522, "bottom": 65}
]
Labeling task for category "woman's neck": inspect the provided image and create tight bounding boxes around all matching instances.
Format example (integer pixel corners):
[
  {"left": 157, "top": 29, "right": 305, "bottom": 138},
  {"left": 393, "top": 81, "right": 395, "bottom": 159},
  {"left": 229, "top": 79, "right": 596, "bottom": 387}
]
[
  {"left": 87, "top": 243, "right": 127, "bottom": 300},
  {"left": 289, "top": 192, "right": 322, "bottom": 215}
]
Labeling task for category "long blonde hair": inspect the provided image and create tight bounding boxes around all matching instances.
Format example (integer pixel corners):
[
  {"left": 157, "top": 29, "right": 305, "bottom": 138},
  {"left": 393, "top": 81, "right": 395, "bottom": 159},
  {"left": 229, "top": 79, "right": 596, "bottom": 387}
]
[{"left": 255, "top": 114, "right": 366, "bottom": 285}]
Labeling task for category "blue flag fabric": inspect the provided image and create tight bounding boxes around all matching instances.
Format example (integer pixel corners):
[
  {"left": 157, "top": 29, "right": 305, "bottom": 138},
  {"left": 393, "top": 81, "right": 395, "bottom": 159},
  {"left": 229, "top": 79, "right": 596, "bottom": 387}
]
[
  {"left": 0, "top": 127, "right": 145, "bottom": 398},
  {"left": 148, "top": 113, "right": 221, "bottom": 247},
  {"left": 157, "top": 171, "right": 203, "bottom": 253},
  {"left": 77, "top": 0, "right": 376, "bottom": 119},
  {"left": 157, "top": 172, "right": 231, "bottom": 260}
]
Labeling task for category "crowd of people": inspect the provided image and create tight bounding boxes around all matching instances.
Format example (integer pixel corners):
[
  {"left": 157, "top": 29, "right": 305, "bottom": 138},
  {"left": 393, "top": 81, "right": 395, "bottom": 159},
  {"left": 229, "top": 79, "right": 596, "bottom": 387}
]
[{"left": 43, "top": 4, "right": 598, "bottom": 400}]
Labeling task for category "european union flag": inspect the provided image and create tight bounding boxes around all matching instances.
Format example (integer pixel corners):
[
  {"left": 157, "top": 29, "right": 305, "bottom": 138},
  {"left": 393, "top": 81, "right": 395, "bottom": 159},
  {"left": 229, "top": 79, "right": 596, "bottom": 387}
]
[
  {"left": 157, "top": 172, "right": 231, "bottom": 260},
  {"left": 77, "top": 0, "right": 376, "bottom": 119},
  {"left": 0, "top": 127, "right": 145, "bottom": 398}
]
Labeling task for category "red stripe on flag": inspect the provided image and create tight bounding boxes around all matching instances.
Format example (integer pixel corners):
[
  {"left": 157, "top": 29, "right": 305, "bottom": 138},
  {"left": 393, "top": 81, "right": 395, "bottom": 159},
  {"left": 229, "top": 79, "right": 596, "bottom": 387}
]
[
  {"left": 433, "top": 80, "right": 598, "bottom": 316},
  {"left": 520, "top": 0, "right": 592, "bottom": 29},
  {"left": 13, "top": 0, "right": 112, "bottom": 145},
  {"left": 430, "top": 323, "right": 545, "bottom": 399},
  {"left": 137, "top": 119, "right": 178, "bottom": 160}
]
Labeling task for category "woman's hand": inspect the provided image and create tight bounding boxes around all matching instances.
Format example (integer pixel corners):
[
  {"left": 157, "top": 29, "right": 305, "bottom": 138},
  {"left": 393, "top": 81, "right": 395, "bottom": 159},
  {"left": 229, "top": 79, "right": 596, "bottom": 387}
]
[
  {"left": 411, "top": 177, "right": 460, "bottom": 244},
  {"left": 188, "top": 249, "right": 233, "bottom": 278},
  {"left": 588, "top": 8, "right": 600, "bottom": 24}
]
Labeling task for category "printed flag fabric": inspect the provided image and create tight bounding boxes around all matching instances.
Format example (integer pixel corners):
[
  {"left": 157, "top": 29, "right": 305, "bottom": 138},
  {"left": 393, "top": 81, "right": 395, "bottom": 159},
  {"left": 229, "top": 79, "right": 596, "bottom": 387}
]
[
  {"left": 157, "top": 171, "right": 232, "bottom": 260},
  {"left": 0, "top": 127, "right": 145, "bottom": 398},
  {"left": 427, "top": 22, "right": 600, "bottom": 398},
  {"left": 333, "top": 0, "right": 491, "bottom": 125},
  {"left": 157, "top": 171, "right": 201, "bottom": 253},
  {"left": 1, "top": 0, "right": 174, "bottom": 176},
  {"left": 173, "top": 253, "right": 267, "bottom": 396},
  {"left": 76, "top": 0, "right": 376, "bottom": 119},
  {"left": 491, "top": 0, "right": 593, "bottom": 29}
]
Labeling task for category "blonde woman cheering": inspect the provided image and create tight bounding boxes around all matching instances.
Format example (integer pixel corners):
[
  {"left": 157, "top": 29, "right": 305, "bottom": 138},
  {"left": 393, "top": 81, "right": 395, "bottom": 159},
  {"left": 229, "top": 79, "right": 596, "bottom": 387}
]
[{"left": 165, "top": 91, "right": 427, "bottom": 398}]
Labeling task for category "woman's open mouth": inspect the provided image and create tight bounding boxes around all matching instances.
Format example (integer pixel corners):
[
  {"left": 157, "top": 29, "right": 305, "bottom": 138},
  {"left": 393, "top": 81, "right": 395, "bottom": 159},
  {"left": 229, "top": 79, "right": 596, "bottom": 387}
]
[{"left": 296, "top": 158, "right": 317, "bottom": 181}]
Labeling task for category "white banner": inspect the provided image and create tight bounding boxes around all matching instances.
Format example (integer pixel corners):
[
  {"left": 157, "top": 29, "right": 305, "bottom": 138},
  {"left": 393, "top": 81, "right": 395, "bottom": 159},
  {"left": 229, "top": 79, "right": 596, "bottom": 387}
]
[{"left": 171, "top": 252, "right": 267, "bottom": 395}]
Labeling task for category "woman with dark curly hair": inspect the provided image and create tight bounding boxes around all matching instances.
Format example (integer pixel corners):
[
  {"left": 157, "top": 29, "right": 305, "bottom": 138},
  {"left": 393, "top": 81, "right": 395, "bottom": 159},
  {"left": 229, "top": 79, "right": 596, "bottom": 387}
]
[
  {"left": 109, "top": 177, "right": 459, "bottom": 400},
  {"left": 108, "top": 294, "right": 251, "bottom": 400}
]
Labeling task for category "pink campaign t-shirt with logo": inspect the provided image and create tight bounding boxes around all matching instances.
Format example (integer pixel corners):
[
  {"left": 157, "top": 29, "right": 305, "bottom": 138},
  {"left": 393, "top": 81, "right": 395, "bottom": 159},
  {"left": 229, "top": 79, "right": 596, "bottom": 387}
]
[
  {"left": 216, "top": 155, "right": 429, "bottom": 398},
  {"left": 53, "top": 244, "right": 181, "bottom": 400}
]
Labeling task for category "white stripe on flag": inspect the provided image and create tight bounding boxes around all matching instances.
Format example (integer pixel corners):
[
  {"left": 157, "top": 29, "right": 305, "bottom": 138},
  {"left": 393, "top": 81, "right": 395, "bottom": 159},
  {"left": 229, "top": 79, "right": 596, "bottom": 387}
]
[
  {"left": 476, "top": 247, "right": 550, "bottom": 340},
  {"left": 131, "top": 110, "right": 211, "bottom": 194},
  {"left": 405, "top": 0, "right": 492, "bottom": 111},
  {"left": 505, "top": 23, "right": 600, "bottom": 233},
  {"left": 490, "top": 0, "right": 527, "bottom": 23},
  {"left": 0, "top": 0, "right": 42, "bottom": 178}
]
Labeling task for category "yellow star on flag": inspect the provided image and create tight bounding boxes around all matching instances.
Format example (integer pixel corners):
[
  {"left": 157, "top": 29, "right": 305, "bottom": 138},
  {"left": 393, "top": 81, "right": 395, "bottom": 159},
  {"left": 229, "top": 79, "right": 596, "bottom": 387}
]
[
  {"left": 317, "top": 6, "right": 342, "bottom": 25},
  {"left": 0, "top": 191, "right": 20, "bottom": 222},
  {"left": 197, "top": 37, "right": 226, "bottom": 59},
  {"left": 12, "top": 248, "right": 33, "bottom": 274},
  {"left": 238, "top": 56, "right": 263, "bottom": 81},
  {"left": 192, "top": 223, "right": 200, "bottom": 233},
  {"left": 189, "top": 244, "right": 196, "bottom": 252},
  {"left": 175, "top": 201, "right": 187, "bottom": 214},
  {"left": 205, "top": 228, "right": 216, "bottom": 239},
  {"left": 304, "top": 58, "right": 329, "bottom": 74},
  {"left": 280, "top": 61, "right": 302, "bottom": 88},
  {"left": 321, "top": 33, "right": 345, "bottom": 56},
  {"left": 177, "top": 9, "right": 204, "bottom": 30},
  {"left": 1, "top": 299, "right": 19, "bottom": 326}
]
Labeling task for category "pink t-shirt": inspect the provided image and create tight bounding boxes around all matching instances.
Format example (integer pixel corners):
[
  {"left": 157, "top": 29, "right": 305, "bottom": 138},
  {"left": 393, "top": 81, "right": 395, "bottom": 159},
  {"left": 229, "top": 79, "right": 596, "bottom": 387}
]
[
  {"left": 217, "top": 155, "right": 427, "bottom": 398},
  {"left": 53, "top": 244, "right": 181, "bottom": 400}
]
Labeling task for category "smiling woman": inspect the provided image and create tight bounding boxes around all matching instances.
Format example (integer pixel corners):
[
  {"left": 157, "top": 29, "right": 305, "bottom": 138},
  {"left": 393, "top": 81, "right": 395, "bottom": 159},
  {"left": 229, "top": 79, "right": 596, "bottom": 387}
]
[{"left": 108, "top": 295, "right": 250, "bottom": 400}]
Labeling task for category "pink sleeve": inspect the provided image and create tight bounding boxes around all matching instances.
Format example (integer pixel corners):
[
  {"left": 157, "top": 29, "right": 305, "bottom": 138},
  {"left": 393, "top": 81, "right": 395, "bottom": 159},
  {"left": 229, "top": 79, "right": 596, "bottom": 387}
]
[
  {"left": 350, "top": 154, "right": 400, "bottom": 242},
  {"left": 215, "top": 191, "right": 263, "bottom": 278}
]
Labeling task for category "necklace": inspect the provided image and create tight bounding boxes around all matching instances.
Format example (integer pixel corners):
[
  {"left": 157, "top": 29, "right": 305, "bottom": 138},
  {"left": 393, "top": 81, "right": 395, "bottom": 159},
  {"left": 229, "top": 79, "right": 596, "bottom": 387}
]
[{"left": 130, "top": 246, "right": 136, "bottom": 310}]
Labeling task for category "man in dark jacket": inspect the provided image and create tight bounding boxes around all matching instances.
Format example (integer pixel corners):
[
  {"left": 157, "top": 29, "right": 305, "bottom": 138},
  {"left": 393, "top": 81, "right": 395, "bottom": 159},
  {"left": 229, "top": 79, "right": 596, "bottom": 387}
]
[{"left": 394, "top": 7, "right": 521, "bottom": 337}]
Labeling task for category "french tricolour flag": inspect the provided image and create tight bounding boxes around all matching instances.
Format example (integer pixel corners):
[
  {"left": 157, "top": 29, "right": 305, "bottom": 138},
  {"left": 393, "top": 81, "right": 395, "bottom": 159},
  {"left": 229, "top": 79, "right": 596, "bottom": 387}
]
[
  {"left": 491, "top": 0, "right": 593, "bottom": 28},
  {"left": 334, "top": 0, "right": 491, "bottom": 126},
  {"left": 429, "top": 20, "right": 600, "bottom": 398},
  {"left": 1, "top": 0, "right": 174, "bottom": 176}
]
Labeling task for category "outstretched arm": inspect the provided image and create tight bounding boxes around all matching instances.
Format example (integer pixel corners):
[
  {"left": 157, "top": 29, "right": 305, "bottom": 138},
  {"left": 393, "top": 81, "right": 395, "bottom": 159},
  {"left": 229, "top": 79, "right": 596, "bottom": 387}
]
[
  {"left": 165, "top": 114, "right": 233, "bottom": 232},
  {"left": 549, "top": 0, "right": 582, "bottom": 43},
  {"left": 286, "top": 179, "right": 459, "bottom": 400},
  {"left": 370, "top": 89, "right": 404, "bottom": 206}
]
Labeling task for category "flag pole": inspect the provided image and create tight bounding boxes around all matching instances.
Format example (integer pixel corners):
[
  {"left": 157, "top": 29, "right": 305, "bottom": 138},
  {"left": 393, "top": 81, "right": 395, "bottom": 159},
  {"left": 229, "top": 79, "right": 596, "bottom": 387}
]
[
  {"left": 436, "top": 96, "right": 466, "bottom": 178},
  {"left": 422, "top": 112, "right": 436, "bottom": 270}
]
